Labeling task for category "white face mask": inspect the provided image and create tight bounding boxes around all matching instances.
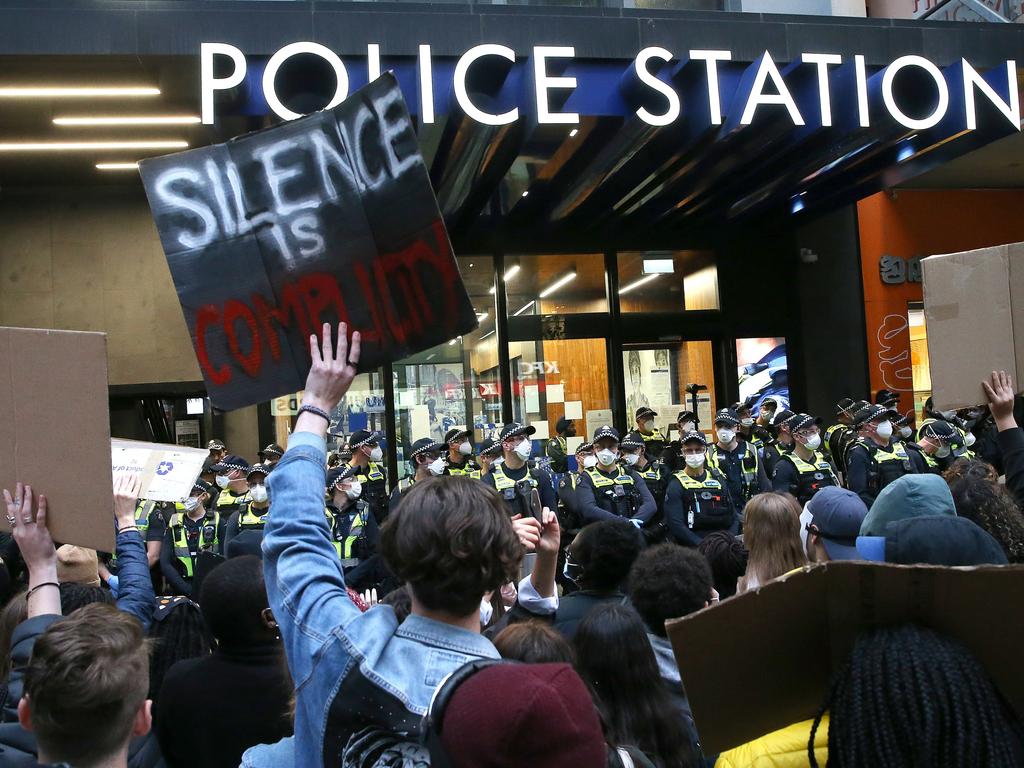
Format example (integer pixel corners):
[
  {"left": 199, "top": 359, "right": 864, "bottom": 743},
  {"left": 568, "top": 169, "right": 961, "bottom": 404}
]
[
  {"left": 685, "top": 452, "right": 706, "bottom": 469},
  {"left": 964, "top": 432, "right": 977, "bottom": 447},
  {"left": 899, "top": 426, "right": 913, "bottom": 439},
  {"left": 741, "top": 418, "right": 754, "bottom": 427},
  {"left": 875, "top": 420, "right": 894, "bottom": 440},
  {"left": 369, "top": 446, "right": 383, "bottom": 463},
  {"left": 641, "top": 419, "right": 655, "bottom": 432},
  {"left": 427, "top": 457, "right": 446, "bottom": 476},
  {"left": 622, "top": 453, "right": 639, "bottom": 466},
  {"left": 934, "top": 444, "right": 951, "bottom": 459},
  {"left": 250, "top": 485, "right": 268, "bottom": 503},
  {"left": 184, "top": 496, "right": 202, "bottom": 513},
  {"left": 458, "top": 441, "right": 473, "bottom": 456},
  {"left": 479, "top": 598, "right": 493, "bottom": 627},
  {"left": 582, "top": 455, "right": 598, "bottom": 469},
  {"left": 596, "top": 448, "right": 618, "bottom": 467},
  {"left": 679, "top": 421, "right": 694, "bottom": 433},
  {"left": 215, "top": 475, "right": 230, "bottom": 489},
  {"left": 343, "top": 481, "right": 362, "bottom": 501},
  {"left": 514, "top": 439, "right": 533, "bottom": 461},
  {"left": 802, "top": 433, "right": 821, "bottom": 451},
  {"left": 717, "top": 428, "right": 736, "bottom": 444}
]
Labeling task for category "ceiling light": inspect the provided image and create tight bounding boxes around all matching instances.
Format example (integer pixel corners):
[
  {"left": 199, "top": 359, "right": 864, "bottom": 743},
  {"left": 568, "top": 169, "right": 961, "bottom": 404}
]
[
  {"left": 488, "top": 286, "right": 496, "bottom": 295},
  {"left": 569, "top": 129, "right": 578, "bottom": 137},
  {"left": 513, "top": 300, "right": 536, "bottom": 317},
  {"left": 0, "top": 140, "right": 187, "bottom": 152},
  {"left": 476, "top": 312, "right": 489, "bottom": 321},
  {"left": 55, "top": 115, "right": 200, "bottom": 126},
  {"left": 539, "top": 271, "right": 576, "bottom": 298},
  {"left": 619, "top": 274, "right": 660, "bottom": 295},
  {"left": 96, "top": 162, "right": 139, "bottom": 171},
  {"left": 521, "top": 191, "right": 529, "bottom": 198},
  {"left": 0, "top": 86, "right": 160, "bottom": 97},
  {"left": 479, "top": 330, "right": 495, "bottom": 341},
  {"left": 503, "top": 264, "right": 520, "bottom": 281}
]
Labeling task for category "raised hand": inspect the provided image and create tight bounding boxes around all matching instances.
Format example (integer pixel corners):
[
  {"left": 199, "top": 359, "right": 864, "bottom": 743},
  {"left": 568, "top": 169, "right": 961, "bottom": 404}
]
[
  {"left": 982, "top": 370, "right": 1017, "bottom": 430},
  {"left": 302, "top": 322, "right": 362, "bottom": 413},
  {"left": 113, "top": 473, "right": 143, "bottom": 531},
  {"left": 2, "top": 483, "right": 56, "bottom": 573}
]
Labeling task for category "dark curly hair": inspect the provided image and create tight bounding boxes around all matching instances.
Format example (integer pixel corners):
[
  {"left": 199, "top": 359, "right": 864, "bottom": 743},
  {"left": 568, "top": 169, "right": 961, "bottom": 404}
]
[
  {"left": 628, "top": 543, "right": 712, "bottom": 638},
  {"left": 698, "top": 530, "right": 749, "bottom": 599},
  {"left": 944, "top": 459, "right": 1024, "bottom": 562},
  {"left": 380, "top": 477, "right": 523, "bottom": 617},
  {"left": 570, "top": 519, "right": 645, "bottom": 592}
]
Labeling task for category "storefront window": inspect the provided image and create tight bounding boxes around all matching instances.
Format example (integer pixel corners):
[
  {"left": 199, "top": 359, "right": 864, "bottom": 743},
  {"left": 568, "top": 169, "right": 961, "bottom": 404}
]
[
  {"left": 505, "top": 253, "right": 607, "bottom": 316},
  {"left": 736, "top": 337, "right": 788, "bottom": 412},
  {"left": 622, "top": 342, "right": 717, "bottom": 441},
  {"left": 617, "top": 250, "right": 719, "bottom": 312},
  {"left": 908, "top": 304, "right": 931, "bottom": 420},
  {"left": 391, "top": 256, "right": 497, "bottom": 480}
]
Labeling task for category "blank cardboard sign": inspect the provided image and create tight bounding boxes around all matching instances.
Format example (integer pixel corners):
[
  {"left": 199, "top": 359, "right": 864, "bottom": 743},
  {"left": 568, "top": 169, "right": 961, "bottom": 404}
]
[
  {"left": 0, "top": 327, "right": 114, "bottom": 552},
  {"left": 667, "top": 561, "right": 1024, "bottom": 755}
]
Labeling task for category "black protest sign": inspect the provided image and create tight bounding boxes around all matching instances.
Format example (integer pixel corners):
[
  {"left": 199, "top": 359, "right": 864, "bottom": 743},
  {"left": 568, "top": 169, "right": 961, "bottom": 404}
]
[{"left": 140, "top": 73, "right": 477, "bottom": 411}]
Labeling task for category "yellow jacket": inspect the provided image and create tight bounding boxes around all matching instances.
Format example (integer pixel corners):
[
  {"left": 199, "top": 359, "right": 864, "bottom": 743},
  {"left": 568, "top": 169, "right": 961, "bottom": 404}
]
[{"left": 715, "top": 717, "right": 828, "bottom": 768}]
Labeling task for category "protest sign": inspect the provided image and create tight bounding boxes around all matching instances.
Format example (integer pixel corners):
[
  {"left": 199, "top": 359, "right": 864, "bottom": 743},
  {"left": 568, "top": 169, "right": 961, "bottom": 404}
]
[
  {"left": 922, "top": 242, "right": 1024, "bottom": 408},
  {"left": 666, "top": 561, "right": 1024, "bottom": 754},
  {"left": 111, "top": 439, "right": 208, "bottom": 503},
  {"left": 140, "top": 73, "right": 478, "bottom": 411},
  {"left": 0, "top": 327, "right": 115, "bottom": 552}
]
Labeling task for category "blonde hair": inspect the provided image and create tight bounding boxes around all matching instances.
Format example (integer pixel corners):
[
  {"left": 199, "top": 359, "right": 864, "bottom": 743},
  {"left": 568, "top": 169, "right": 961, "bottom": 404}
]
[{"left": 738, "top": 492, "right": 806, "bottom": 593}]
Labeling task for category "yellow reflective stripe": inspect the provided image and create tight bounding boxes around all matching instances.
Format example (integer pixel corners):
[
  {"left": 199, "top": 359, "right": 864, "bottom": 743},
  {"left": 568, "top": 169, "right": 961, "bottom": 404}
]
[{"left": 586, "top": 468, "right": 634, "bottom": 488}]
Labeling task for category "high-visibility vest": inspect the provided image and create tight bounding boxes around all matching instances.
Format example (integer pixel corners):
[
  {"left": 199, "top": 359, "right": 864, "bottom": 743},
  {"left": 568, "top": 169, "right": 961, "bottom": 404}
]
[
  {"left": 445, "top": 458, "right": 482, "bottom": 479},
  {"left": 585, "top": 467, "right": 640, "bottom": 519},
  {"left": 707, "top": 442, "right": 760, "bottom": 501},
  {"left": 326, "top": 502, "right": 371, "bottom": 569},
  {"left": 853, "top": 439, "right": 916, "bottom": 495},
  {"left": 672, "top": 470, "right": 733, "bottom": 532},
  {"left": 215, "top": 488, "right": 250, "bottom": 516},
  {"left": 169, "top": 511, "right": 220, "bottom": 578},
  {"left": 778, "top": 451, "right": 837, "bottom": 505},
  {"left": 491, "top": 464, "right": 540, "bottom": 517},
  {"left": 237, "top": 502, "right": 270, "bottom": 530}
]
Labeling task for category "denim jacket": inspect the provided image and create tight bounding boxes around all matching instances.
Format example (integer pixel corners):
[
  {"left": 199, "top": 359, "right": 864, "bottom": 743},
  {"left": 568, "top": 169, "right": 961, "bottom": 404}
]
[{"left": 263, "top": 432, "right": 500, "bottom": 768}]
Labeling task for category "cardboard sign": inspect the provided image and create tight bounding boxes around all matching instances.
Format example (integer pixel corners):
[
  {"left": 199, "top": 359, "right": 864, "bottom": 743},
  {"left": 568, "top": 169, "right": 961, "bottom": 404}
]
[
  {"left": 0, "top": 327, "right": 115, "bottom": 552},
  {"left": 111, "top": 439, "right": 208, "bottom": 503},
  {"left": 922, "top": 243, "right": 1024, "bottom": 409},
  {"left": 140, "top": 73, "right": 477, "bottom": 411},
  {"left": 666, "top": 561, "right": 1024, "bottom": 755}
]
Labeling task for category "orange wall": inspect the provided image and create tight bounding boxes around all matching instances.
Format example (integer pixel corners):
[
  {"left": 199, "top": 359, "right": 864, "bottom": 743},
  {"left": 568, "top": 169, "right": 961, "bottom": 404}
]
[{"left": 858, "top": 189, "right": 1024, "bottom": 417}]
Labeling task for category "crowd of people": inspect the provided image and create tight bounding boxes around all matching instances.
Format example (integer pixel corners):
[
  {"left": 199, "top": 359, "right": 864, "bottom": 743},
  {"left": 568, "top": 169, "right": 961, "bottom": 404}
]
[{"left": 1, "top": 323, "right": 1023, "bottom": 768}]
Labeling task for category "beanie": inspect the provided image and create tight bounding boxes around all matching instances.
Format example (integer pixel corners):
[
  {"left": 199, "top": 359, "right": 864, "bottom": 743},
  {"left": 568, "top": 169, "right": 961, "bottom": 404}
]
[
  {"left": 440, "top": 663, "right": 607, "bottom": 768},
  {"left": 56, "top": 546, "right": 101, "bottom": 587}
]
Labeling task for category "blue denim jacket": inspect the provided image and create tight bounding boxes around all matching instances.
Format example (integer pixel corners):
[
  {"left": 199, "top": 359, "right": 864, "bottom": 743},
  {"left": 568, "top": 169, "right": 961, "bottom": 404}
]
[
  {"left": 264, "top": 432, "right": 499, "bottom": 768},
  {"left": 113, "top": 528, "right": 156, "bottom": 631}
]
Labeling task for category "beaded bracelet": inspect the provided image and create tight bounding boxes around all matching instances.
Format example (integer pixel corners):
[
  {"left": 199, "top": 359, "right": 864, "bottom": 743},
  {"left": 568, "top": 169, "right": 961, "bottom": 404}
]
[{"left": 297, "top": 404, "right": 331, "bottom": 423}]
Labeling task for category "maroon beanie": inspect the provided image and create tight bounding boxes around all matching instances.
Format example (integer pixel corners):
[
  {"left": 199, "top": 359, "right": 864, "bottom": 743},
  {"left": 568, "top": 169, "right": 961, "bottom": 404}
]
[{"left": 440, "top": 663, "right": 607, "bottom": 768}]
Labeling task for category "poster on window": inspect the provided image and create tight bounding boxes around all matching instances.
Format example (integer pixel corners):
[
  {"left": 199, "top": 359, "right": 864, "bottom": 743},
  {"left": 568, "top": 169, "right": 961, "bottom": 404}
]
[
  {"left": 624, "top": 349, "right": 677, "bottom": 433},
  {"left": 736, "top": 338, "right": 789, "bottom": 412}
]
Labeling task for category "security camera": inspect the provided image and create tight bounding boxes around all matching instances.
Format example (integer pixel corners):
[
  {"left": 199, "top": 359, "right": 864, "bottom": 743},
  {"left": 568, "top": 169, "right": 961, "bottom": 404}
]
[{"left": 799, "top": 248, "right": 818, "bottom": 264}]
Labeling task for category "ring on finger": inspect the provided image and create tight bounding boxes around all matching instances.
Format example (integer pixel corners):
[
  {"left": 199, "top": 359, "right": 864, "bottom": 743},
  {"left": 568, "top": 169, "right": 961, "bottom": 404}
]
[
  {"left": 5, "top": 514, "right": 14, "bottom": 524},
  {"left": 21, "top": 516, "right": 33, "bottom": 524}
]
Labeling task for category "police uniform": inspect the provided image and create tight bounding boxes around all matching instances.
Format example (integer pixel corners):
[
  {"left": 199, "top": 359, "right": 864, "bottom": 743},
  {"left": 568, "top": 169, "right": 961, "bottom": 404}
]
[
  {"left": 904, "top": 419, "right": 959, "bottom": 475},
  {"left": 707, "top": 408, "right": 768, "bottom": 510},
  {"left": 389, "top": 437, "right": 446, "bottom": 512},
  {"left": 161, "top": 479, "right": 224, "bottom": 596},
  {"left": 106, "top": 499, "right": 170, "bottom": 575},
  {"left": 664, "top": 430, "right": 738, "bottom": 547},
  {"left": 635, "top": 407, "right": 666, "bottom": 460},
  {"left": 575, "top": 426, "right": 656, "bottom": 527},
  {"left": 620, "top": 431, "right": 669, "bottom": 542},
  {"left": 482, "top": 423, "right": 557, "bottom": 519},
  {"left": 660, "top": 409, "right": 700, "bottom": 472},
  {"left": 845, "top": 404, "right": 918, "bottom": 508},
  {"left": 443, "top": 427, "right": 482, "bottom": 479},
  {"left": 545, "top": 417, "right": 575, "bottom": 474},
  {"left": 477, "top": 437, "right": 504, "bottom": 477},
  {"left": 771, "top": 414, "right": 838, "bottom": 505},
  {"left": 761, "top": 409, "right": 796, "bottom": 478},
  {"left": 326, "top": 466, "right": 379, "bottom": 571},
  {"left": 556, "top": 442, "right": 592, "bottom": 534},
  {"left": 258, "top": 442, "right": 285, "bottom": 467},
  {"left": 222, "top": 463, "right": 271, "bottom": 557},
  {"left": 343, "top": 429, "right": 390, "bottom": 525},
  {"left": 210, "top": 454, "right": 253, "bottom": 518}
]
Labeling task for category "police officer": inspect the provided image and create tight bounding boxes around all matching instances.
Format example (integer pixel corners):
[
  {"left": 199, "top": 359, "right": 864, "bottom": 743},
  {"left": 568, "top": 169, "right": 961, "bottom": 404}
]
[
  {"left": 556, "top": 441, "right": 595, "bottom": 535},
  {"left": 477, "top": 437, "right": 504, "bottom": 476},
  {"left": 634, "top": 407, "right": 666, "bottom": 459},
  {"left": 326, "top": 465, "right": 379, "bottom": 573},
  {"left": 762, "top": 409, "right": 796, "bottom": 478},
  {"left": 904, "top": 419, "right": 958, "bottom": 475},
  {"left": 664, "top": 431, "right": 738, "bottom": 547},
  {"left": 661, "top": 409, "right": 700, "bottom": 471},
  {"left": 443, "top": 428, "right": 481, "bottom": 478},
  {"left": 545, "top": 417, "right": 575, "bottom": 474},
  {"left": 160, "top": 478, "right": 225, "bottom": 598},
  {"left": 389, "top": 437, "right": 447, "bottom": 513},
  {"left": 824, "top": 398, "right": 857, "bottom": 469},
  {"left": 482, "top": 423, "right": 557, "bottom": 518},
  {"left": 345, "top": 430, "right": 389, "bottom": 525},
  {"left": 892, "top": 413, "right": 915, "bottom": 444},
  {"left": 258, "top": 443, "right": 284, "bottom": 469},
  {"left": 772, "top": 413, "right": 838, "bottom": 506},
  {"left": 845, "top": 403, "right": 919, "bottom": 508},
  {"left": 707, "top": 408, "right": 769, "bottom": 512},
  {"left": 222, "top": 463, "right": 271, "bottom": 556},
  {"left": 875, "top": 388, "right": 900, "bottom": 409},
  {"left": 575, "top": 426, "right": 656, "bottom": 529},
  {"left": 210, "top": 454, "right": 253, "bottom": 518},
  {"left": 207, "top": 439, "right": 227, "bottom": 465},
  {"left": 620, "top": 431, "right": 669, "bottom": 542},
  {"left": 99, "top": 492, "right": 170, "bottom": 589},
  {"left": 734, "top": 398, "right": 764, "bottom": 452}
]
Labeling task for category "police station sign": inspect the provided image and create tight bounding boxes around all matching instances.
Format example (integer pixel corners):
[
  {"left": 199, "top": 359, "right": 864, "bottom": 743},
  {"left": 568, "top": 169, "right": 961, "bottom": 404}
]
[{"left": 201, "top": 42, "right": 1021, "bottom": 134}]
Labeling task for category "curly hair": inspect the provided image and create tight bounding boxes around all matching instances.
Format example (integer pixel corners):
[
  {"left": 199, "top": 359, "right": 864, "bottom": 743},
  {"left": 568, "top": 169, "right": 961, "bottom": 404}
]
[
  {"left": 380, "top": 477, "right": 523, "bottom": 617},
  {"left": 570, "top": 518, "right": 645, "bottom": 592},
  {"left": 628, "top": 543, "right": 712, "bottom": 637},
  {"left": 944, "top": 459, "right": 1024, "bottom": 562},
  {"left": 698, "top": 530, "right": 749, "bottom": 599}
]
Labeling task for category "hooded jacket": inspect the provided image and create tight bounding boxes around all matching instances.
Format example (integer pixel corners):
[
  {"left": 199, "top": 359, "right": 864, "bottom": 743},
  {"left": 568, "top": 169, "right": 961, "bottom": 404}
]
[
  {"left": 715, "top": 717, "right": 829, "bottom": 768},
  {"left": 860, "top": 474, "right": 956, "bottom": 537}
]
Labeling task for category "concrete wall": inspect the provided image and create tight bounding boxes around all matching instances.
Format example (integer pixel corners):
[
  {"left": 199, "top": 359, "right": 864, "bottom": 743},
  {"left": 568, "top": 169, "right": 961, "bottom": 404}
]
[{"left": 0, "top": 189, "right": 201, "bottom": 387}]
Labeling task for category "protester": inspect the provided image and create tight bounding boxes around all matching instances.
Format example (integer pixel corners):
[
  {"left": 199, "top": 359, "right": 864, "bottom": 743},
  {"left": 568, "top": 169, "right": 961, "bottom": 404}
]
[
  {"left": 982, "top": 369, "right": 1024, "bottom": 506},
  {"left": 736, "top": 493, "right": 806, "bottom": 593},
  {"left": 148, "top": 596, "right": 214, "bottom": 704},
  {"left": 697, "top": 531, "right": 748, "bottom": 599},
  {"left": 809, "top": 624, "right": 1024, "bottom": 767},
  {"left": 574, "top": 603, "right": 698, "bottom": 768},
  {"left": 855, "top": 515, "right": 1008, "bottom": 566},
  {"left": 945, "top": 459, "right": 1024, "bottom": 562},
  {"left": 803, "top": 487, "right": 868, "bottom": 562},
  {"left": 157, "top": 556, "right": 292, "bottom": 768},
  {"left": 493, "top": 621, "right": 575, "bottom": 664},
  {"left": 859, "top": 474, "right": 956, "bottom": 537},
  {"left": 0, "top": 591, "right": 26, "bottom": 685},
  {"left": 664, "top": 431, "right": 738, "bottom": 547}
]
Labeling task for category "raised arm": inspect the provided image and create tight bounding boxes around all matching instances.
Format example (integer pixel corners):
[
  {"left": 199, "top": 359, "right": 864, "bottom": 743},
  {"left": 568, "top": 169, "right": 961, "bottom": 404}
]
[
  {"left": 984, "top": 370, "right": 1024, "bottom": 506},
  {"left": 112, "top": 474, "right": 156, "bottom": 631},
  {"left": 3, "top": 484, "right": 60, "bottom": 619}
]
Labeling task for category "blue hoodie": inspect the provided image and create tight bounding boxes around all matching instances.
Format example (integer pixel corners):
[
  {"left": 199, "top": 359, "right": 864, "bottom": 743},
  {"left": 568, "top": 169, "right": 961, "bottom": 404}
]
[{"left": 860, "top": 474, "right": 956, "bottom": 537}]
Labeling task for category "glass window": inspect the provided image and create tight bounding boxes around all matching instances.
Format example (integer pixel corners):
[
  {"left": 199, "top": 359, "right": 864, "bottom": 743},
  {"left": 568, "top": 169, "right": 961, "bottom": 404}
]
[
  {"left": 736, "top": 337, "right": 788, "bottom": 412},
  {"left": 622, "top": 342, "right": 717, "bottom": 442},
  {"left": 908, "top": 304, "right": 930, "bottom": 420},
  {"left": 617, "top": 250, "right": 719, "bottom": 312},
  {"left": 391, "top": 256, "right": 497, "bottom": 481},
  {"left": 505, "top": 253, "right": 607, "bottom": 316}
]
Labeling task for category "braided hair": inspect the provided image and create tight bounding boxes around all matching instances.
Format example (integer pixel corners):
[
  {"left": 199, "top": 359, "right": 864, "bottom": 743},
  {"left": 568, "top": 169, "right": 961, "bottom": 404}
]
[{"left": 809, "top": 624, "right": 1024, "bottom": 767}]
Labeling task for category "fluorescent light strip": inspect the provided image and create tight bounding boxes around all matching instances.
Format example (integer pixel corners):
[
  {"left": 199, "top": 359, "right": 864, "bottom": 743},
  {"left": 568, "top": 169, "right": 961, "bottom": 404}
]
[
  {"left": 55, "top": 115, "right": 200, "bottom": 126},
  {"left": 0, "top": 86, "right": 160, "bottom": 97},
  {"left": 96, "top": 162, "right": 139, "bottom": 171},
  {"left": 513, "top": 300, "right": 536, "bottom": 317},
  {"left": 479, "top": 330, "right": 495, "bottom": 341},
  {"left": 538, "top": 271, "right": 576, "bottom": 298},
  {"left": 619, "top": 274, "right": 660, "bottom": 295},
  {"left": 488, "top": 264, "right": 521, "bottom": 294},
  {"left": 0, "top": 141, "right": 187, "bottom": 152},
  {"left": 476, "top": 312, "right": 489, "bottom": 321}
]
